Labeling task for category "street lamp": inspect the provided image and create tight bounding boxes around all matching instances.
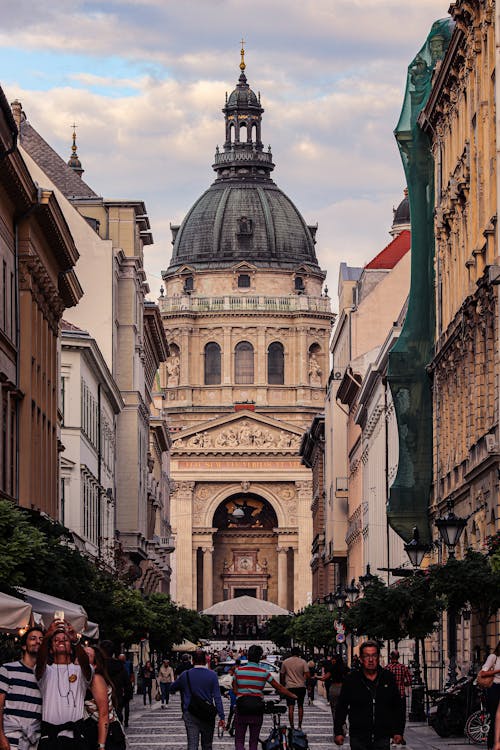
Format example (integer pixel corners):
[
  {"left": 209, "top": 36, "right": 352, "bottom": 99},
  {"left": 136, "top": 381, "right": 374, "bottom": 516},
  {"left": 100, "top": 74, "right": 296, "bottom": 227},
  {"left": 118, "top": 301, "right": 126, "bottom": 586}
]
[
  {"left": 345, "top": 579, "right": 360, "bottom": 604},
  {"left": 359, "top": 564, "right": 375, "bottom": 588},
  {"left": 435, "top": 499, "right": 467, "bottom": 686},
  {"left": 404, "top": 526, "right": 430, "bottom": 569},
  {"left": 324, "top": 592, "right": 335, "bottom": 613},
  {"left": 435, "top": 499, "right": 467, "bottom": 558},
  {"left": 403, "top": 526, "right": 430, "bottom": 722},
  {"left": 334, "top": 585, "right": 347, "bottom": 611}
]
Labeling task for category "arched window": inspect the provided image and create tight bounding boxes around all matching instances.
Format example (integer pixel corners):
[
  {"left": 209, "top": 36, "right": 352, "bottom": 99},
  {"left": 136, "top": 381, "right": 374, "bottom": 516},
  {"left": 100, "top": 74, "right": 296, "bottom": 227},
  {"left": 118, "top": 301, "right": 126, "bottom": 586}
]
[
  {"left": 239, "top": 123, "right": 248, "bottom": 142},
  {"left": 235, "top": 341, "right": 254, "bottom": 384},
  {"left": 268, "top": 342, "right": 284, "bottom": 385},
  {"left": 204, "top": 342, "right": 221, "bottom": 385}
]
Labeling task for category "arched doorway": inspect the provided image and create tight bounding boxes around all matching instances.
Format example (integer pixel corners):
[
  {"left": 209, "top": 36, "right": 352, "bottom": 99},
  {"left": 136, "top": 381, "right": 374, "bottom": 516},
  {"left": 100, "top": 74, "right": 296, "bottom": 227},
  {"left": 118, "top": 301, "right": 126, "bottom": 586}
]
[{"left": 212, "top": 494, "right": 279, "bottom": 637}]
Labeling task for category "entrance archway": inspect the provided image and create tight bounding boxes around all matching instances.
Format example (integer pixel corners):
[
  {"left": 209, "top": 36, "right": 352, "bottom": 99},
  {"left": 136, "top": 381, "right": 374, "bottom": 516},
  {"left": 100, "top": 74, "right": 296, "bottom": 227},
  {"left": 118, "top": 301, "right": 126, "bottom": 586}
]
[{"left": 212, "top": 494, "right": 279, "bottom": 636}]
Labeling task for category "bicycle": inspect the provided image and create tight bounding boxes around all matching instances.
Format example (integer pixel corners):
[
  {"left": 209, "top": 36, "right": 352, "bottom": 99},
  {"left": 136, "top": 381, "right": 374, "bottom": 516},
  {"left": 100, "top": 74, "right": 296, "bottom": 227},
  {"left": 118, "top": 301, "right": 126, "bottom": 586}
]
[
  {"left": 261, "top": 701, "right": 289, "bottom": 750},
  {"left": 465, "top": 690, "right": 490, "bottom": 745}
]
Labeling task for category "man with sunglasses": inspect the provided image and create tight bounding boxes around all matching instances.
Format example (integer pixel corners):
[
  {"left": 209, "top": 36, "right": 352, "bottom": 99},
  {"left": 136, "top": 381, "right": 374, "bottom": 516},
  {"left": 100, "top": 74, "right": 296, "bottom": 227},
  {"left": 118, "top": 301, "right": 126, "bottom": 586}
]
[{"left": 333, "top": 641, "right": 404, "bottom": 749}]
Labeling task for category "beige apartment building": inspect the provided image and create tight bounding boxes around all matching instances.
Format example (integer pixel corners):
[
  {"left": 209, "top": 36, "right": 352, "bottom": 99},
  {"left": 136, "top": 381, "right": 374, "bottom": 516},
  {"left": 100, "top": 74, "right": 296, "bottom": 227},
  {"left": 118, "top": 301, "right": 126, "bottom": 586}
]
[
  {"left": 159, "top": 56, "right": 334, "bottom": 614},
  {"left": 419, "top": 0, "right": 499, "bottom": 656},
  {"left": 15, "top": 105, "right": 172, "bottom": 591},
  {"left": 328, "top": 204, "right": 411, "bottom": 585}
]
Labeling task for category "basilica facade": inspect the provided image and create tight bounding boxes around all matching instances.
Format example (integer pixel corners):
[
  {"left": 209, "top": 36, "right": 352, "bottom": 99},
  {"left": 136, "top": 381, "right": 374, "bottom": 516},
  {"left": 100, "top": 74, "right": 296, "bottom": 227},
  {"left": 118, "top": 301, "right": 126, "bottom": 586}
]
[{"left": 158, "top": 51, "right": 334, "bottom": 612}]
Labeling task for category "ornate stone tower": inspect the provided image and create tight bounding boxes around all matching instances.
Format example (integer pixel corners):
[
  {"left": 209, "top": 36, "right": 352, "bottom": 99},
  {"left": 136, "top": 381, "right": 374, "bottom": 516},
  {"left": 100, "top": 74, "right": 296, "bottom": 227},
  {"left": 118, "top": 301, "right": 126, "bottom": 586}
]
[{"left": 159, "top": 48, "right": 334, "bottom": 614}]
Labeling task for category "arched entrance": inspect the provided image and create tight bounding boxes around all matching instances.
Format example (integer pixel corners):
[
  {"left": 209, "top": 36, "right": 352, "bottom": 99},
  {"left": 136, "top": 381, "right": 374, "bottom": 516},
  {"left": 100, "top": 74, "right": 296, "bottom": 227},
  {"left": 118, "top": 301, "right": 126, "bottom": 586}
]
[{"left": 211, "top": 493, "right": 280, "bottom": 636}]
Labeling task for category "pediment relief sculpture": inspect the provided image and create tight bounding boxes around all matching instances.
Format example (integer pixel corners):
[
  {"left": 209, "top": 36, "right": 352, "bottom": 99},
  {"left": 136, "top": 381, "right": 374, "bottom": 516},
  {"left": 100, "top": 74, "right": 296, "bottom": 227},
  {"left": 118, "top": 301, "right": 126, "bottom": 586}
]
[{"left": 172, "top": 419, "right": 301, "bottom": 453}]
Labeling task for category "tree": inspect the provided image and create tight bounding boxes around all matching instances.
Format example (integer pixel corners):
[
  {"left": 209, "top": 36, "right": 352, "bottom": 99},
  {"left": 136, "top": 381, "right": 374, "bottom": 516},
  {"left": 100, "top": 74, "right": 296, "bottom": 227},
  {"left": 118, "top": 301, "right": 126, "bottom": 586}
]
[
  {"left": 266, "top": 615, "right": 293, "bottom": 649},
  {"left": 0, "top": 499, "right": 47, "bottom": 594},
  {"left": 430, "top": 550, "right": 500, "bottom": 653},
  {"left": 286, "top": 605, "right": 337, "bottom": 653}
]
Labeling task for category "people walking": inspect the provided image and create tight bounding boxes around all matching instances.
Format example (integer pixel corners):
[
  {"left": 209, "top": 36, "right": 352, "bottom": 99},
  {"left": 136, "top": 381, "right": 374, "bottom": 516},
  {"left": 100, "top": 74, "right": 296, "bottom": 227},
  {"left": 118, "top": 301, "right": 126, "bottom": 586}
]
[
  {"left": 280, "top": 647, "right": 310, "bottom": 729},
  {"left": 117, "top": 654, "right": 134, "bottom": 728},
  {"left": 36, "top": 619, "right": 93, "bottom": 750},
  {"left": 158, "top": 659, "right": 174, "bottom": 709},
  {"left": 333, "top": 640, "right": 404, "bottom": 750},
  {"left": 232, "top": 644, "right": 297, "bottom": 750},
  {"left": 479, "top": 641, "right": 500, "bottom": 749},
  {"left": 318, "top": 653, "right": 347, "bottom": 724},
  {"left": 0, "top": 626, "right": 44, "bottom": 750},
  {"left": 140, "top": 660, "right": 155, "bottom": 706},
  {"left": 169, "top": 649, "right": 224, "bottom": 750},
  {"left": 385, "top": 650, "right": 411, "bottom": 744},
  {"left": 306, "top": 659, "right": 317, "bottom": 705}
]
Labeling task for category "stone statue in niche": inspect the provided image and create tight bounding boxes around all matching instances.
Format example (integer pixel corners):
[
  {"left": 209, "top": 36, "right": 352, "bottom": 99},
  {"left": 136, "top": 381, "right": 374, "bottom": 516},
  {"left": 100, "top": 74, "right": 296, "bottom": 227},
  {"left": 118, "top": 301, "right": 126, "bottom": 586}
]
[
  {"left": 166, "top": 354, "right": 180, "bottom": 386},
  {"left": 308, "top": 353, "right": 322, "bottom": 385}
]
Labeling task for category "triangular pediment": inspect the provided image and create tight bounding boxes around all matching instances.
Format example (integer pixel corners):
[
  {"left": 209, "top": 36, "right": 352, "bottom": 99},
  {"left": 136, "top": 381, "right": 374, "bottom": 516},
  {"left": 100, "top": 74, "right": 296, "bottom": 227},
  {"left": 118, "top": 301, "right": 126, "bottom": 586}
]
[
  {"left": 232, "top": 261, "right": 258, "bottom": 272},
  {"left": 175, "top": 265, "right": 196, "bottom": 276},
  {"left": 171, "top": 410, "right": 304, "bottom": 455}
]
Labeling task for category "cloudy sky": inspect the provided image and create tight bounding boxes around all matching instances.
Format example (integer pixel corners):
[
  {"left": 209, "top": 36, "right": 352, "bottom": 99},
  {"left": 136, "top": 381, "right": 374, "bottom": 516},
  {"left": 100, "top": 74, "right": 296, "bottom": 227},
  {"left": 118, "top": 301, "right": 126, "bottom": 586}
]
[{"left": 0, "top": 0, "right": 450, "bottom": 305}]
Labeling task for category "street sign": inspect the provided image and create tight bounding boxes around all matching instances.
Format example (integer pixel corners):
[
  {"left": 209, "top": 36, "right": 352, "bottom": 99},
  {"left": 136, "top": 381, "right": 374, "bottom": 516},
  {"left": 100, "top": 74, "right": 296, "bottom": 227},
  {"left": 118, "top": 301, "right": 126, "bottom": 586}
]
[{"left": 336, "top": 633, "right": 346, "bottom": 643}]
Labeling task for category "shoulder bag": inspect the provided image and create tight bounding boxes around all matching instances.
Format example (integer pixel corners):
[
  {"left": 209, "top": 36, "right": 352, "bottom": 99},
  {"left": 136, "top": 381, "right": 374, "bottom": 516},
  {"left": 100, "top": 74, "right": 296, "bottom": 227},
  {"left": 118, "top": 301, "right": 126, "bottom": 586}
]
[{"left": 185, "top": 670, "right": 218, "bottom": 722}]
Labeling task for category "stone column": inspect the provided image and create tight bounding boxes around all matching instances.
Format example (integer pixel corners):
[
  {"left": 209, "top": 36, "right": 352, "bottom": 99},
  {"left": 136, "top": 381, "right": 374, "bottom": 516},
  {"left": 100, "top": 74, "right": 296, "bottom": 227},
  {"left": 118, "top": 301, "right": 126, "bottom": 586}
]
[
  {"left": 203, "top": 546, "right": 214, "bottom": 609},
  {"left": 297, "top": 327, "right": 308, "bottom": 385},
  {"left": 170, "top": 481, "right": 195, "bottom": 608},
  {"left": 223, "top": 327, "right": 232, "bottom": 384},
  {"left": 180, "top": 327, "right": 191, "bottom": 385},
  {"left": 295, "top": 480, "right": 313, "bottom": 608},
  {"left": 277, "top": 547, "right": 289, "bottom": 609}
]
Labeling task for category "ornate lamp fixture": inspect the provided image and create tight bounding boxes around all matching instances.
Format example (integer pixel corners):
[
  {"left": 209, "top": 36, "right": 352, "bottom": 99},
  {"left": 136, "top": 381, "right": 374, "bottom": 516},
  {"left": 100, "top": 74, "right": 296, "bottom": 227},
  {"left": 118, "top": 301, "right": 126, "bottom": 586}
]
[
  {"left": 435, "top": 499, "right": 467, "bottom": 557},
  {"left": 404, "top": 526, "right": 430, "bottom": 569}
]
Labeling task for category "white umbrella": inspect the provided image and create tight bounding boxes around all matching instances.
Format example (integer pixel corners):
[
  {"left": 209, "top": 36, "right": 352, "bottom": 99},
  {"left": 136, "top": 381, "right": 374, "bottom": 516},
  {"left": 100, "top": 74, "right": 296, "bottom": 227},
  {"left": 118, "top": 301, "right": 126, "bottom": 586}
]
[
  {"left": 20, "top": 588, "right": 88, "bottom": 633},
  {"left": 0, "top": 592, "right": 32, "bottom": 633},
  {"left": 202, "top": 595, "right": 290, "bottom": 616},
  {"left": 172, "top": 639, "right": 198, "bottom": 652}
]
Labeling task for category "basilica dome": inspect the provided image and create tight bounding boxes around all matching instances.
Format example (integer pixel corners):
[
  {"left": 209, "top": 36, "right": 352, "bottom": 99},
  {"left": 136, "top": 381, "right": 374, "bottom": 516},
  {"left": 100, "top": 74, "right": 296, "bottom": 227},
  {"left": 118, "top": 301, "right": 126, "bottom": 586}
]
[{"left": 166, "top": 55, "right": 321, "bottom": 274}]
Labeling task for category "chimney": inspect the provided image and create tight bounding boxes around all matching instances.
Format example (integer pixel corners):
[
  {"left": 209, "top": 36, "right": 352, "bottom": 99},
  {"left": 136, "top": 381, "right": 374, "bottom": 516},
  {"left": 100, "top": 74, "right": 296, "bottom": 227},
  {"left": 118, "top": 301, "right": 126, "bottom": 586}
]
[{"left": 10, "top": 100, "right": 23, "bottom": 131}]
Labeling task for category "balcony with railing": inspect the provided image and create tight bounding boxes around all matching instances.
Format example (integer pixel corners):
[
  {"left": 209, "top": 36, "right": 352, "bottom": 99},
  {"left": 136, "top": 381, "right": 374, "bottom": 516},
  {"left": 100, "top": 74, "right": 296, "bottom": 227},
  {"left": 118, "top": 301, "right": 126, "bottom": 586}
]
[
  {"left": 213, "top": 149, "right": 274, "bottom": 167},
  {"left": 158, "top": 294, "right": 331, "bottom": 315}
]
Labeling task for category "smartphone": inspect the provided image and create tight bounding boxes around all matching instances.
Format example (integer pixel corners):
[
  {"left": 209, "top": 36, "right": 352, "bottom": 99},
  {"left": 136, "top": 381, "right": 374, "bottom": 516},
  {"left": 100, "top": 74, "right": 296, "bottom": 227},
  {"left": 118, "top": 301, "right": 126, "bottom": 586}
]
[{"left": 54, "top": 609, "right": 65, "bottom": 622}]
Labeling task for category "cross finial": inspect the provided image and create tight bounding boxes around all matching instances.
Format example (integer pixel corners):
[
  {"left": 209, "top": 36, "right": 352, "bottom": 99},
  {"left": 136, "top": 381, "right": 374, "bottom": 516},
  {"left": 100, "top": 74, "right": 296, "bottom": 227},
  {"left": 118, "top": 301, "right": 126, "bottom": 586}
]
[
  {"left": 240, "top": 38, "right": 246, "bottom": 71},
  {"left": 70, "top": 123, "right": 78, "bottom": 155}
]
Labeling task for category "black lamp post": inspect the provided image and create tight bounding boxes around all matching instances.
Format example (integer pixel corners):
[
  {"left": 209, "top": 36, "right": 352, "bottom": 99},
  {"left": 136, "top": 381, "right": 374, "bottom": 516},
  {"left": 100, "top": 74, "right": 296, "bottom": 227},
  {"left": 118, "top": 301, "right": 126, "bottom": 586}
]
[
  {"left": 403, "top": 526, "right": 431, "bottom": 722},
  {"left": 359, "top": 564, "right": 375, "bottom": 588},
  {"left": 344, "top": 579, "right": 360, "bottom": 663},
  {"left": 334, "top": 585, "right": 347, "bottom": 611},
  {"left": 435, "top": 499, "right": 467, "bottom": 686}
]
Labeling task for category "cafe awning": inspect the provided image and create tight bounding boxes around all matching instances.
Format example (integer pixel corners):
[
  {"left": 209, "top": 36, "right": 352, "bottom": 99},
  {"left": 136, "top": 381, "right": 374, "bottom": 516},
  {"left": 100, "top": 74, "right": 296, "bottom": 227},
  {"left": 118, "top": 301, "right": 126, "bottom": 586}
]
[
  {"left": 20, "top": 588, "right": 89, "bottom": 633},
  {"left": 0, "top": 592, "right": 33, "bottom": 633}
]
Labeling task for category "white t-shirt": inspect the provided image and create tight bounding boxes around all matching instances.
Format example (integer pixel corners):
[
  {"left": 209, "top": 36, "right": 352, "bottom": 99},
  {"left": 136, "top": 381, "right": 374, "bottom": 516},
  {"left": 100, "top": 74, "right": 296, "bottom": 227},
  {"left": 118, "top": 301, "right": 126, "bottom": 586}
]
[
  {"left": 38, "top": 663, "right": 92, "bottom": 737},
  {"left": 481, "top": 654, "right": 500, "bottom": 685}
]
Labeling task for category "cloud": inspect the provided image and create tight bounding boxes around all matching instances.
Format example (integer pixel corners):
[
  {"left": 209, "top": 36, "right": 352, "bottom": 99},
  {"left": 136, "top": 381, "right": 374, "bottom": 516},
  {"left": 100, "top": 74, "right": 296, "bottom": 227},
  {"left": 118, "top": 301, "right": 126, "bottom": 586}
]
[{"left": 0, "top": 0, "right": 450, "bottom": 309}]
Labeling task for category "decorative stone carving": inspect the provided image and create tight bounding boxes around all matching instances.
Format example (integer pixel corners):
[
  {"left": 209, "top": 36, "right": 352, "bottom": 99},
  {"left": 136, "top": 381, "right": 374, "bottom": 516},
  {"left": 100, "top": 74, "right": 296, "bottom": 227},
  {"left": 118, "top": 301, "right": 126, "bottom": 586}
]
[
  {"left": 308, "top": 353, "right": 322, "bottom": 385},
  {"left": 166, "top": 354, "right": 180, "bottom": 386},
  {"left": 172, "top": 419, "right": 301, "bottom": 453}
]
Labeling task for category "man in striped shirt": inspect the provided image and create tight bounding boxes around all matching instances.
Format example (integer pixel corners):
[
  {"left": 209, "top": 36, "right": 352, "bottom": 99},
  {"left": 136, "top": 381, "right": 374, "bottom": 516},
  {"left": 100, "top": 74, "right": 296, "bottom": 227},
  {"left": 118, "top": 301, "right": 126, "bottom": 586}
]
[
  {"left": 232, "top": 645, "right": 296, "bottom": 750},
  {"left": 0, "top": 627, "right": 44, "bottom": 750}
]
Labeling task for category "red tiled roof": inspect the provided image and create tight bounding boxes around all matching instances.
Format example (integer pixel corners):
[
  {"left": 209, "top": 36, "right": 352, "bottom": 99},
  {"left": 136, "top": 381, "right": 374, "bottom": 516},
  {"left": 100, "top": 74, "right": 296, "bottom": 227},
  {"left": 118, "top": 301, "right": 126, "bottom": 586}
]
[
  {"left": 61, "top": 319, "right": 87, "bottom": 333},
  {"left": 365, "top": 230, "right": 411, "bottom": 270}
]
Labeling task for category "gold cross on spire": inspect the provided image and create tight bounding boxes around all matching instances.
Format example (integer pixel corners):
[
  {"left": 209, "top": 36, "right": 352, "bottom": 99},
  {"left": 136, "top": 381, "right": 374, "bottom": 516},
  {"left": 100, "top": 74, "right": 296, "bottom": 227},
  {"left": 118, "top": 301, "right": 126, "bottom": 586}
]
[{"left": 240, "top": 38, "right": 246, "bottom": 71}]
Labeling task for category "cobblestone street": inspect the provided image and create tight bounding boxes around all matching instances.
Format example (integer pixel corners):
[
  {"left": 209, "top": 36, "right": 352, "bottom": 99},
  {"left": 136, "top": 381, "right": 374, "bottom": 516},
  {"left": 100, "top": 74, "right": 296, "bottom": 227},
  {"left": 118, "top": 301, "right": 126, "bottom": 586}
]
[{"left": 125, "top": 692, "right": 473, "bottom": 750}]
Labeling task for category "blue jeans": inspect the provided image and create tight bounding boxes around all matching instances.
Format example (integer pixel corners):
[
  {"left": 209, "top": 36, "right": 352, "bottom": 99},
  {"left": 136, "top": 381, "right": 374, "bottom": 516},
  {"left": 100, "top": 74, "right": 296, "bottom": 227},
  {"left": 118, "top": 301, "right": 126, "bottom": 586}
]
[
  {"left": 182, "top": 710, "right": 215, "bottom": 750},
  {"left": 160, "top": 682, "right": 171, "bottom": 705}
]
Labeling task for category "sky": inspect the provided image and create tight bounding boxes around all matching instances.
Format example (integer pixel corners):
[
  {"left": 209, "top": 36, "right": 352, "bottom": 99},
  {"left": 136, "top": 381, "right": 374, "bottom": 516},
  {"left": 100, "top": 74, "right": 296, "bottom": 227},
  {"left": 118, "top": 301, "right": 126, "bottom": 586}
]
[{"left": 0, "top": 0, "right": 451, "bottom": 306}]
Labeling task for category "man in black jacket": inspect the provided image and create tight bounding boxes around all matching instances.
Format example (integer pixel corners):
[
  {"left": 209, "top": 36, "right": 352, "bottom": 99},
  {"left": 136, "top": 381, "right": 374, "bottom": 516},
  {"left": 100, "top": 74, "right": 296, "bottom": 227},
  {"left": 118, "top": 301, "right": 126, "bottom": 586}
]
[
  {"left": 100, "top": 641, "right": 130, "bottom": 723},
  {"left": 334, "top": 641, "right": 404, "bottom": 749}
]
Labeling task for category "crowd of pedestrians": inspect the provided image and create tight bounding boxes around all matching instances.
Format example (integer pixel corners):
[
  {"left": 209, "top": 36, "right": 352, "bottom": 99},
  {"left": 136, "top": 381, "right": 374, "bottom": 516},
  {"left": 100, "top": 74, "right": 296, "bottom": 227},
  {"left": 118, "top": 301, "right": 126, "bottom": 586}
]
[{"left": 2, "top": 625, "right": 500, "bottom": 750}]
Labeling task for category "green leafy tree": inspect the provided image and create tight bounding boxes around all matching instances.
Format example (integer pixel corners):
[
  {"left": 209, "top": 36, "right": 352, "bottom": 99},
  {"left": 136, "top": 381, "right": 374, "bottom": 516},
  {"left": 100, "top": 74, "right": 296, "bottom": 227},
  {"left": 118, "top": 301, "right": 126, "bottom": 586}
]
[
  {"left": 430, "top": 550, "right": 500, "bottom": 653},
  {"left": 0, "top": 499, "right": 47, "bottom": 593},
  {"left": 286, "top": 605, "right": 338, "bottom": 653},
  {"left": 267, "top": 615, "right": 293, "bottom": 649}
]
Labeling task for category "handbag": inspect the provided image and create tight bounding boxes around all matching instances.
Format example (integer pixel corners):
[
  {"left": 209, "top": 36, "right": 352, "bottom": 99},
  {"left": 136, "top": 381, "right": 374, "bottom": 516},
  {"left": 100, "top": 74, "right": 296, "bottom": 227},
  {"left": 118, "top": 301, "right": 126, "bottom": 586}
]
[
  {"left": 477, "top": 671, "right": 494, "bottom": 689},
  {"left": 155, "top": 681, "right": 161, "bottom": 701},
  {"left": 186, "top": 670, "right": 218, "bottom": 722},
  {"left": 236, "top": 694, "right": 265, "bottom": 715}
]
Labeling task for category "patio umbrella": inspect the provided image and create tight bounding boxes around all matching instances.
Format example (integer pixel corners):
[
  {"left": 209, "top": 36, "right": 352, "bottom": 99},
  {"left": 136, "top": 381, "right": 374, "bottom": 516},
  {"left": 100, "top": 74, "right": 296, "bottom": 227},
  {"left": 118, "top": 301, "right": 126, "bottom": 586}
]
[
  {"left": 0, "top": 592, "right": 33, "bottom": 633},
  {"left": 20, "top": 588, "right": 88, "bottom": 632},
  {"left": 172, "top": 639, "right": 198, "bottom": 652},
  {"left": 202, "top": 595, "right": 290, "bottom": 616}
]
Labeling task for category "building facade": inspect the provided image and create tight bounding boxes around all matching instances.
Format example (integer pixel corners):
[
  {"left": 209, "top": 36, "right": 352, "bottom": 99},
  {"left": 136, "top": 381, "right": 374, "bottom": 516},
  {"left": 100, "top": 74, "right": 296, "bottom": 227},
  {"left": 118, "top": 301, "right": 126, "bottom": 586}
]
[
  {"left": 2, "top": 96, "right": 82, "bottom": 518},
  {"left": 159, "top": 54, "right": 334, "bottom": 612},
  {"left": 420, "top": 0, "right": 499, "bottom": 657},
  {"left": 16, "top": 105, "right": 172, "bottom": 591}
]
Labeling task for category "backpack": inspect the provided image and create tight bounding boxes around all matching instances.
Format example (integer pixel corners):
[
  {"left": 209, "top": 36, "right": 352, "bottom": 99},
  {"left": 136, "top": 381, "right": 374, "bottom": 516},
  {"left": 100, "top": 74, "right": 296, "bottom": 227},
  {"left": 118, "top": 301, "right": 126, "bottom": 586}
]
[
  {"left": 288, "top": 728, "right": 309, "bottom": 750},
  {"left": 261, "top": 727, "right": 281, "bottom": 750}
]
